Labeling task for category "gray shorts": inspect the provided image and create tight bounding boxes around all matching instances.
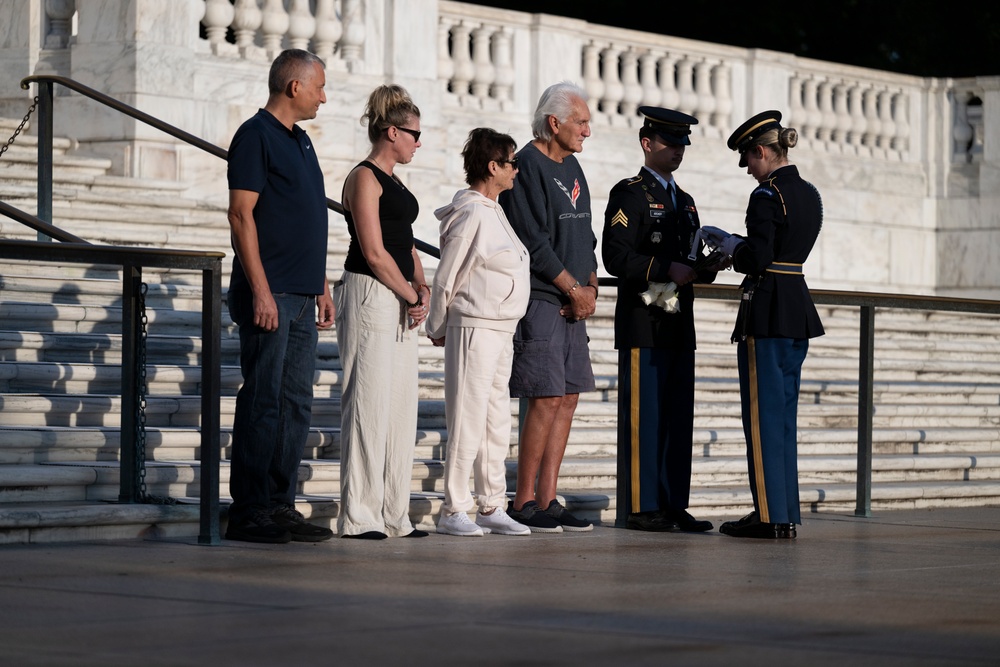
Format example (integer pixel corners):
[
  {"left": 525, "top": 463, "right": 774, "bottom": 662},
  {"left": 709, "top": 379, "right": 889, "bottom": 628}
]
[{"left": 509, "top": 299, "right": 595, "bottom": 397}]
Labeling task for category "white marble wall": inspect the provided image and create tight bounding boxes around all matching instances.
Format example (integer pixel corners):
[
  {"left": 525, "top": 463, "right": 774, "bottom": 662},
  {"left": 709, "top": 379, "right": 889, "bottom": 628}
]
[{"left": 0, "top": 0, "right": 997, "bottom": 297}]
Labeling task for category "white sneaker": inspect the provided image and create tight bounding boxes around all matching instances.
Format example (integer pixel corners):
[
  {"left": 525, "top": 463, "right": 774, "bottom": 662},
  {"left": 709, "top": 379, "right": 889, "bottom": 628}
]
[
  {"left": 437, "top": 511, "right": 484, "bottom": 537},
  {"left": 476, "top": 508, "right": 531, "bottom": 536}
]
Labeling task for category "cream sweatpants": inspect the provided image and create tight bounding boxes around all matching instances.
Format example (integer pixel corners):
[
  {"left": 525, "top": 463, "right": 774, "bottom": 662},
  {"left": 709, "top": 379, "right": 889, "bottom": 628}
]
[
  {"left": 334, "top": 272, "right": 418, "bottom": 537},
  {"left": 441, "top": 326, "right": 515, "bottom": 515}
]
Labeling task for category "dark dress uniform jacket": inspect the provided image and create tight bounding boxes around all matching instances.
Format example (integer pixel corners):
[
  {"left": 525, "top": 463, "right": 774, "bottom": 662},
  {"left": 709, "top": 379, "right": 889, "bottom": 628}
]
[
  {"left": 732, "top": 164, "right": 825, "bottom": 341},
  {"left": 602, "top": 169, "right": 715, "bottom": 349}
]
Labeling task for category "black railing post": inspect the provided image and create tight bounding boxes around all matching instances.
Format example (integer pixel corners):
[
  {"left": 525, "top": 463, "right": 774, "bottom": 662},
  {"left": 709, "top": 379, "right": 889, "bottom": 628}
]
[
  {"left": 119, "top": 264, "right": 141, "bottom": 503},
  {"left": 855, "top": 304, "right": 875, "bottom": 517},
  {"left": 36, "top": 80, "right": 54, "bottom": 242},
  {"left": 199, "top": 262, "right": 223, "bottom": 545}
]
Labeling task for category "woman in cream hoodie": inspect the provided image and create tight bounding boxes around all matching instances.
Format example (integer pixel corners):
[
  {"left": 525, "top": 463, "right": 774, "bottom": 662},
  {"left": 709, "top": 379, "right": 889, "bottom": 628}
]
[{"left": 427, "top": 128, "right": 532, "bottom": 537}]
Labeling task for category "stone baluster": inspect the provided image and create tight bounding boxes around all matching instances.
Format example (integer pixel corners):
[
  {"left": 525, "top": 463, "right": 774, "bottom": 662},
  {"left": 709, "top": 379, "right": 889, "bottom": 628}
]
[
  {"left": 449, "top": 22, "right": 474, "bottom": 98},
  {"left": 620, "top": 49, "right": 643, "bottom": 118},
  {"left": 339, "top": 0, "right": 366, "bottom": 66},
  {"left": 600, "top": 44, "right": 624, "bottom": 116},
  {"left": 787, "top": 75, "right": 805, "bottom": 136},
  {"left": 202, "top": 0, "right": 235, "bottom": 53},
  {"left": 952, "top": 95, "right": 973, "bottom": 160},
  {"left": 966, "top": 97, "right": 985, "bottom": 160},
  {"left": 286, "top": 0, "right": 316, "bottom": 51},
  {"left": 862, "top": 87, "right": 882, "bottom": 155},
  {"left": 877, "top": 88, "right": 896, "bottom": 155},
  {"left": 470, "top": 24, "right": 495, "bottom": 101},
  {"left": 847, "top": 83, "right": 867, "bottom": 153},
  {"left": 711, "top": 62, "right": 732, "bottom": 130},
  {"left": 260, "top": 0, "right": 290, "bottom": 59},
  {"left": 892, "top": 90, "right": 910, "bottom": 154},
  {"left": 816, "top": 79, "right": 835, "bottom": 148},
  {"left": 313, "top": 0, "right": 343, "bottom": 64},
  {"left": 658, "top": 53, "right": 679, "bottom": 109},
  {"left": 44, "top": 0, "right": 76, "bottom": 49},
  {"left": 638, "top": 52, "right": 661, "bottom": 112},
  {"left": 231, "top": 0, "right": 262, "bottom": 57},
  {"left": 438, "top": 18, "right": 455, "bottom": 95},
  {"left": 582, "top": 41, "right": 605, "bottom": 116},
  {"left": 491, "top": 27, "right": 514, "bottom": 104},
  {"left": 801, "top": 77, "right": 822, "bottom": 145},
  {"left": 833, "top": 81, "right": 852, "bottom": 149},
  {"left": 693, "top": 59, "right": 715, "bottom": 133},
  {"left": 676, "top": 56, "right": 697, "bottom": 115}
]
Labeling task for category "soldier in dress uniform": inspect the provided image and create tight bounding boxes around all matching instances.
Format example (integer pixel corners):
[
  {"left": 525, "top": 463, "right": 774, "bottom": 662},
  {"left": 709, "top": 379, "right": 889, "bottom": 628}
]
[
  {"left": 701, "top": 110, "right": 826, "bottom": 539},
  {"left": 602, "top": 107, "right": 722, "bottom": 532}
]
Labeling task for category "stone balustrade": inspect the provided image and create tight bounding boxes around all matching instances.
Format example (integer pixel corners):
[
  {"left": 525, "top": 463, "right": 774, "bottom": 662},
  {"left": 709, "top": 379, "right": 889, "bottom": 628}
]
[
  {"left": 2, "top": 0, "right": 998, "bottom": 296},
  {"left": 24, "top": 0, "right": 993, "bottom": 170},
  {"left": 200, "top": 0, "right": 364, "bottom": 71}
]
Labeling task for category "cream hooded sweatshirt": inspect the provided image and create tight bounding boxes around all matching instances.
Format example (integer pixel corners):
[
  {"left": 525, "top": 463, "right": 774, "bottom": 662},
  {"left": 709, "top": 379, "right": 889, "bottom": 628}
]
[{"left": 426, "top": 189, "right": 531, "bottom": 337}]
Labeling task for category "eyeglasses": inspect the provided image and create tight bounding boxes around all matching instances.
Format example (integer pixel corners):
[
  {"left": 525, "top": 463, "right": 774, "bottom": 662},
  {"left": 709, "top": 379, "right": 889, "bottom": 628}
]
[
  {"left": 393, "top": 126, "right": 421, "bottom": 142},
  {"left": 495, "top": 156, "right": 519, "bottom": 169}
]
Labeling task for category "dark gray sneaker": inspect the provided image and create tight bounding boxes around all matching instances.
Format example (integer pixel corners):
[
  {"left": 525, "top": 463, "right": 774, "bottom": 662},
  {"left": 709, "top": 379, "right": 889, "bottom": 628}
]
[
  {"left": 225, "top": 508, "right": 292, "bottom": 544},
  {"left": 270, "top": 505, "right": 334, "bottom": 542},
  {"left": 543, "top": 499, "right": 594, "bottom": 532},
  {"left": 507, "top": 500, "right": 562, "bottom": 533}
]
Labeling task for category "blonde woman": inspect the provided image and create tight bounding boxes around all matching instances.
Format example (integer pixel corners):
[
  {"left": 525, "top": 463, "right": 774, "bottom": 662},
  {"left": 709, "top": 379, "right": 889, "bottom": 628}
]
[{"left": 334, "top": 85, "right": 429, "bottom": 539}]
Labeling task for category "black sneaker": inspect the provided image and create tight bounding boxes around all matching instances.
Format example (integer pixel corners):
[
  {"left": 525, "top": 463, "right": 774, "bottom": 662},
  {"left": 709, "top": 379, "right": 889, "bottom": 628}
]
[
  {"left": 270, "top": 505, "right": 334, "bottom": 542},
  {"left": 507, "top": 500, "right": 562, "bottom": 533},
  {"left": 543, "top": 499, "right": 594, "bottom": 532},
  {"left": 225, "top": 508, "right": 292, "bottom": 544}
]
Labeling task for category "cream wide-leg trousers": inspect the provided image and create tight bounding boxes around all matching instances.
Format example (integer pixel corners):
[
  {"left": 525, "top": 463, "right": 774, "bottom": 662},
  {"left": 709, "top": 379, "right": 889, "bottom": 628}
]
[
  {"left": 441, "top": 326, "right": 515, "bottom": 515},
  {"left": 334, "top": 271, "right": 418, "bottom": 537}
]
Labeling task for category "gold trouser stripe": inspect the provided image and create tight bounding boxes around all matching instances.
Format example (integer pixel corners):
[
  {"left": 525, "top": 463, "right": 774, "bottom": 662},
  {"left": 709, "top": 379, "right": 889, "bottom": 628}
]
[
  {"left": 630, "top": 348, "right": 641, "bottom": 512},
  {"left": 747, "top": 336, "right": 769, "bottom": 523}
]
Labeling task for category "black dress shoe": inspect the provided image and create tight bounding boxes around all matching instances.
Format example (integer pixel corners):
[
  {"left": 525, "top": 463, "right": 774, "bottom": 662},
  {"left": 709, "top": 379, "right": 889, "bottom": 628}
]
[
  {"left": 776, "top": 523, "right": 797, "bottom": 539},
  {"left": 665, "top": 508, "right": 714, "bottom": 532},
  {"left": 625, "top": 511, "right": 680, "bottom": 532},
  {"left": 719, "top": 511, "right": 784, "bottom": 539}
]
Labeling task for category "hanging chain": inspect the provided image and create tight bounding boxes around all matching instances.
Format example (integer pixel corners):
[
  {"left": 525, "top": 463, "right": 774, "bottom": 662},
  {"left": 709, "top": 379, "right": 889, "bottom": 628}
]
[
  {"left": 135, "top": 281, "right": 176, "bottom": 505},
  {"left": 0, "top": 97, "right": 38, "bottom": 160}
]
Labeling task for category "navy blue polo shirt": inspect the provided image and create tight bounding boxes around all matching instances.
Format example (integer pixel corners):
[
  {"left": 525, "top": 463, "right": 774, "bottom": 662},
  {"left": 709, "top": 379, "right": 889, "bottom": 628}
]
[{"left": 227, "top": 109, "right": 328, "bottom": 295}]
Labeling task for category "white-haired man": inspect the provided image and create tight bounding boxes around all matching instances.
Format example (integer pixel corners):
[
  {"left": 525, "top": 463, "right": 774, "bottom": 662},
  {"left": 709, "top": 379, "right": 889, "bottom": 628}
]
[{"left": 499, "top": 82, "right": 598, "bottom": 533}]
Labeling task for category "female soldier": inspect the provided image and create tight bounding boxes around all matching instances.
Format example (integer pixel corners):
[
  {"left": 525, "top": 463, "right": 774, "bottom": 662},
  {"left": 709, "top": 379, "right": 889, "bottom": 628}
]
[{"left": 702, "top": 110, "right": 825, "bottom": 539}]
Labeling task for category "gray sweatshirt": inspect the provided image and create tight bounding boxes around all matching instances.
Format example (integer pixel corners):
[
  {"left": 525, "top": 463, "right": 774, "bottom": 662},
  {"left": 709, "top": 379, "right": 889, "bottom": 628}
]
[{"left": 499, "top": 142, "right": 598, "bottom": 306}]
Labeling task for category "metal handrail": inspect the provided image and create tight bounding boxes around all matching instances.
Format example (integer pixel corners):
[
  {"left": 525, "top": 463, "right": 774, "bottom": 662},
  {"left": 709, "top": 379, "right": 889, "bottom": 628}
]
[
  {"left": 692, "top": 282, "right": 1000, "bottom": 516},
  {"left": 0, "top": 236, "right": 224, "bottom": 545},
  {"left": 20, "top": 75, "right": 444, "bottom": 257}
]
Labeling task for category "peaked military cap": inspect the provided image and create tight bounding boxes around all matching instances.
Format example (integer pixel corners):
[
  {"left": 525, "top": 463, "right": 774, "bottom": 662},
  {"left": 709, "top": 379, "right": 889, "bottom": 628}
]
[
  {"left": 638, "top": 106, "right": 698, "bottom": 145},
  {"left": 728, "top": 110, "right": 782, "bottom": 167}
]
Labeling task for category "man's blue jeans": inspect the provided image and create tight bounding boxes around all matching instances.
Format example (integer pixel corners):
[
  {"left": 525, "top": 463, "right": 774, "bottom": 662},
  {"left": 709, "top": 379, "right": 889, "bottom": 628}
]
[{"left": 227, "top": 290, "right": 318, "bottom": 524}]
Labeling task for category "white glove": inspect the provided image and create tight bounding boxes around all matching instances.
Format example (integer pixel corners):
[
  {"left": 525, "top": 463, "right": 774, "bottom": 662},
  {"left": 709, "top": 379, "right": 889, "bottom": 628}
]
[
  {"left": 699, "top": 225, "right": 732, "bottom": 249},
  {"left": 701, "top": 225, "right": 743, "bottom": 257},
  {"left": 639, "top": 281, "right": 680, "bottom": 314},
  {"left": 720, "top": 234, "right": 743, "bottom": 257}
]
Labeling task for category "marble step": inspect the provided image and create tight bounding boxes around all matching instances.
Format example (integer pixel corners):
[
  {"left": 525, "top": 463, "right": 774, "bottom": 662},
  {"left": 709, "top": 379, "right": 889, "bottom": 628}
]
[
  {"left": 4, "top": 390, "right": 998, "bottom": 431},
  {"left": 6, "top": 473, "right": 1000, "bottom": 545},
  {"left": 3, "top": 423, "right": 999, "bottom": 466},
  {"left": 7, "top": 356, "right": 997, "bottom": 401},
  {"left": 5, "top": 451, "right": 998, "bottom": 505}
]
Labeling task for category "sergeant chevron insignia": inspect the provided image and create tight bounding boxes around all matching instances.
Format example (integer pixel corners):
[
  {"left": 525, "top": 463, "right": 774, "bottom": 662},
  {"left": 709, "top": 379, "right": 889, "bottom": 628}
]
[{"left": 611, "top": 209, "right": 629, "bottom": 227}]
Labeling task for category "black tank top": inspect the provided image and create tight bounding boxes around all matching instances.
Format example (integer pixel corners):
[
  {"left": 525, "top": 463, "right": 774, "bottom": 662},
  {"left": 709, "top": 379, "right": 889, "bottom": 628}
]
[{"left": 343, "top": 161, "right": 419, "bottom": 281}]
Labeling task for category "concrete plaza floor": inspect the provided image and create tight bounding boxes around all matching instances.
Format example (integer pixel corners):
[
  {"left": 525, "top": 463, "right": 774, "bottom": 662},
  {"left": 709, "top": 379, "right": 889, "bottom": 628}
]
[{"left": 0, "top": 506, "right": 998, "bottom": 666}]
